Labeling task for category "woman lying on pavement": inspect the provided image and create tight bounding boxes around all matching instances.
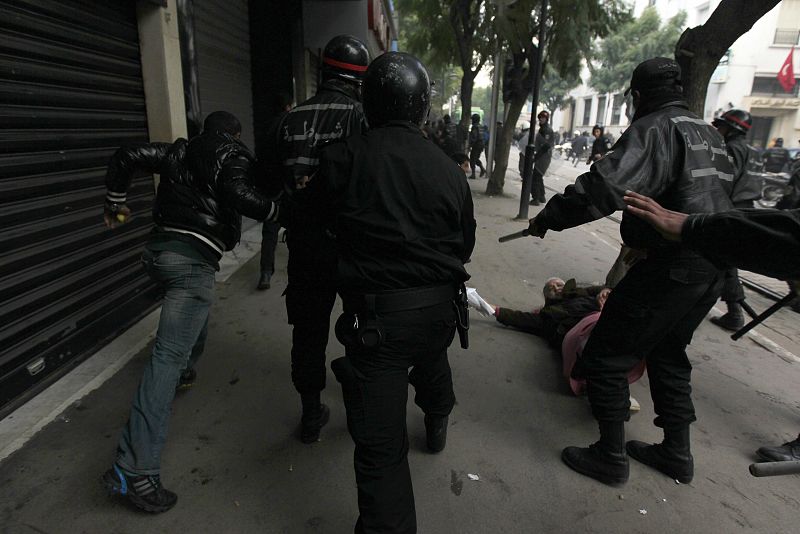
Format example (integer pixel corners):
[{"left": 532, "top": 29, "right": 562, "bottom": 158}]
[{"left": 468, "top": 278, "right": 645, "bottom": 407}]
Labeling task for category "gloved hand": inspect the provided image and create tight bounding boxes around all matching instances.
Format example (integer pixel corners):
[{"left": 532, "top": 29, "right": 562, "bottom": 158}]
[
  {"left": 466, "top": 288, "right": 496, "bottom": 317},
  {"left": 527, "top": 215, "right": 547, "bottom": 238}
]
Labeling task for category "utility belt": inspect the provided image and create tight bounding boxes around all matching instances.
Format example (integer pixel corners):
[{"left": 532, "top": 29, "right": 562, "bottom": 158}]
[{"left": 337, "top": 283, "right": 470, "bottom": 350}]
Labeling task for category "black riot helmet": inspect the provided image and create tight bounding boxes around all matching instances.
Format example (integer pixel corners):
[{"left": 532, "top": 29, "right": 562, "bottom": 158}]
[
  {"left": 321, "top": 35, "right": 370, "bottom": 84},
  {"left": 363, "top": 52, "right": 431, "bottom": 128},
  {"left": 712, "top": 109, "right": 752, "bottom": 136}
]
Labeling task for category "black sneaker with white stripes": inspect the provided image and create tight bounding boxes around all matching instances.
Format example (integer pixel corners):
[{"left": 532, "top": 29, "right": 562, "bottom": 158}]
[{"left": 103, "top": 464, "right": 177, "bottom": 513}]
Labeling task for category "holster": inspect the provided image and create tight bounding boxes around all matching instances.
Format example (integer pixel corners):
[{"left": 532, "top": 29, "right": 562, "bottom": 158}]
[{"left": 454, "top": 284, "right": 470, "bottom": 349}]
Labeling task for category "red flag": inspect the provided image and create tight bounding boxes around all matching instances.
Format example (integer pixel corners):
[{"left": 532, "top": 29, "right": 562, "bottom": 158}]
[{"left": 777, "top": 47, "right": 796, "bottom": 93}]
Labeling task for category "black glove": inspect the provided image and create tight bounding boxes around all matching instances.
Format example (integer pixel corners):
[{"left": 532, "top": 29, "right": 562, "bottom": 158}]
[{"left": 527, "top": 215, "right": 547, "bottom": 238}]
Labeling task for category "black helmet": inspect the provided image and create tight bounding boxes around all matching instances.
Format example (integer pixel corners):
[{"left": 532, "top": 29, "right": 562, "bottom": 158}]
[
  {"left": 322, "top": 35, "right": 370, "bottom": 84},
  {"left": 712, "top": 109, "right": 752, "bottom": 135},
  {"left": 363, "top": 52, "right": 431, "bottom": 127}
]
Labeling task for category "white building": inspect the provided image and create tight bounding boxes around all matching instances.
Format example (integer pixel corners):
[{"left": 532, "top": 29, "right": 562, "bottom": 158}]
[{"left": 551, "top": 0, "right": 800, "bottom": 148}]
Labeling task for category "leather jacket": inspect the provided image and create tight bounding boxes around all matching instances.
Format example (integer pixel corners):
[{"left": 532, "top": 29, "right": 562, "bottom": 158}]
[
  {"left": 725, "top": 134, "right": 763, "bottom": 207},
  {"left": 105, "top": 132, "right": 279, "bottom": 253},
  {"left": 537, "top": 101, "right": 734, "bottom": 252}
]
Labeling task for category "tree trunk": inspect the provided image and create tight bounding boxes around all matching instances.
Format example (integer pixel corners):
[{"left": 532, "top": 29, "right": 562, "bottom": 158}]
[
  {"left": 459, "top": 70, "right": 475, "bottom": 150},
  {"left": 485, "top": 94, "right": 526, "bottom": 196},
  {"left": 675, "top": 0, "right": 781, "bottom": 115}
]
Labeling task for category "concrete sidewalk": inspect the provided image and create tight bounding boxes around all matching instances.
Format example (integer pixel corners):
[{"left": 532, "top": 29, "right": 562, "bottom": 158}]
[{"left": 2, "top": 160, "right": 800, "bottom": 533}]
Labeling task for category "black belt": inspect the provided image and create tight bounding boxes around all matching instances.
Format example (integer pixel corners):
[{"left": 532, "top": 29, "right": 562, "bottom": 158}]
[{"left": 343, "top": 284, "right": 457, "bottom": 314}]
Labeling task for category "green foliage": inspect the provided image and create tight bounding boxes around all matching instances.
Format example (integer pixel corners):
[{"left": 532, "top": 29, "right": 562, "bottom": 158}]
[
  {"left": 497, "top": 0, "right": 631, "bottom": 85},
  {"left": 540, "top": 64, "right": 580, "bottom": 114},
  {"left": 396, "top": 0, "right": 455, "bottom": 73},
  {"left": 589, "top": 7, "right": 686, "bottom": 94}
]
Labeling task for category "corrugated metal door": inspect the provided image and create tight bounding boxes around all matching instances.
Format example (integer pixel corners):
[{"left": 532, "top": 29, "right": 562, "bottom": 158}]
[
  {"left": 0, "top": 0, "right": 159, "bottom": 417},
  {"left": 194, "top": 0, "right": 255, "bottom": 149}
]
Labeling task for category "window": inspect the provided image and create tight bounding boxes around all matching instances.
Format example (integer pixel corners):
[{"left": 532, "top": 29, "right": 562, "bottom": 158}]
[
  {"left": 596, "top": 96, "right": 607, "bottom": 125},
  {"left": 582, "top": 97, "right": 592, "bottom": 125},
  {"left": 774, "top": 28, "right": 800, "bottom": 46},
  {"left": 752, "top": 76, "right": 800, "bottom": 97},
  {"left": 611, "top": 94, "right": 623, "bottom": 125}
]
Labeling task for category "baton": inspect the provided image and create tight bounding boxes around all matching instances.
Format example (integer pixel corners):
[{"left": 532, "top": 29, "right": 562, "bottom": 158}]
[
  {"left": 749, "top": 460, "right": 800, "bottom": 477},
  {"left": 499, "top": 229, "right": 529, "bottom": 243},
  {"left": 731, "top": 292, "right": 798, "bottom": 341}
]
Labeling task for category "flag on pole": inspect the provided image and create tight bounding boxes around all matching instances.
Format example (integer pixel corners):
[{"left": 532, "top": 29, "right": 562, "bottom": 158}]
[{"left": 777, "top": 46, "right": 796, "bottom": 93}]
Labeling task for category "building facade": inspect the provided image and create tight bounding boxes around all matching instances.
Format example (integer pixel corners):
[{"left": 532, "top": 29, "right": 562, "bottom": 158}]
[{"left": 551, "top": 0, "right": 799, "bottom": 148}]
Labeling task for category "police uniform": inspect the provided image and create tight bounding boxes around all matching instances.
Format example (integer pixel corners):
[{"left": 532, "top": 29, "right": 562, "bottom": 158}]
[
  {"left": 530, "top": 58, "right": 734, "bottom": 486},
  {"left": 266, "top": 35, "right": 370, "bottom": 442},
  {"left": 709, "top": 110, "right": 763, "bottom": 329},
  {"left": 315, "top": 52, "right": 476, "bottom": 534}
]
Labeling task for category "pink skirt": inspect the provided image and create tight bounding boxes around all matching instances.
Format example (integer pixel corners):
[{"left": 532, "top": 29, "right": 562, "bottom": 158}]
[{"left": 561, "top": 311, "right": 647, "bottom": 396}]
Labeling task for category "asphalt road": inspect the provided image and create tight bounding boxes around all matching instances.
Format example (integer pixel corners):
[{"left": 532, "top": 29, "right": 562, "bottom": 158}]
[{"left": 1, "top": 153, "right": 799, "bottom": 533}]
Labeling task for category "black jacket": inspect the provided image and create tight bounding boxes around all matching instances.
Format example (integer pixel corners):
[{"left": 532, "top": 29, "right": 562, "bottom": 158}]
[
  {"left": 266, "top": 78, "right": 367, "bottom": 284},
  {"left": 536, "top": 101, "right": 734, "bottom": 252},
  {"left": 589, "top": 134, "right": 613, "bottom": 162},
  {"left": 726, "top": 134, "right": 763, "bottom": 207},
  {"left": 315, "top": 121, "right": 476, "bottom": 293},
  {"left": 683, "top": 208, "right": 800, "bottom": 280},
  {"left": 105, "top": 132, "right": 279, "bottom": 254},
  {"left": 763, "top": 146, "right": 790, "bottom": 173}
]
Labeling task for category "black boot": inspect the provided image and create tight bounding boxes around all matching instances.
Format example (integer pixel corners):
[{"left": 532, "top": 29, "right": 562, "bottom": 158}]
[
  {"left": 562, "top": 421, "right": 629, "bottom": 486},
  {"left": 627, "top": 426, "right": 694, "bottom": 483},
  {"left": 257, "top": 272, "right": 272, "bottom": 290},
  {"left": 300, "top": 393, "right": 329, "bottom": 444},
  {"left": 710, "top": 302, "right": 744, "bottom": 331},
  {"left": 756, "top": 434, "right": 800, "bottom": 462},
  {"left": 424, "top": 414, "right": 448, "bottom": 453}
]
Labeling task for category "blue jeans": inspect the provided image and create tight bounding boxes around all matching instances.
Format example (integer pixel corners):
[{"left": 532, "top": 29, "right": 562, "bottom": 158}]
[{"left": 116, "top": 249, "right": 215, "bottom": 475}]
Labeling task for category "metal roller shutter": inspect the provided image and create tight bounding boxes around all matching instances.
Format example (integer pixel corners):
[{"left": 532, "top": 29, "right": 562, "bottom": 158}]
[
  {"left": 0, "top": 0, "right": 159, "bottom": 417},
  {"left": 194, "top": 0, "right": 255, "bottom": 149}
]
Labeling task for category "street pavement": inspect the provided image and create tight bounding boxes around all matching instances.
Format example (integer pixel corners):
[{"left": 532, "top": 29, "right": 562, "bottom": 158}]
[{"left": 1, "top": 152, "right": 800, "bottom": 533}]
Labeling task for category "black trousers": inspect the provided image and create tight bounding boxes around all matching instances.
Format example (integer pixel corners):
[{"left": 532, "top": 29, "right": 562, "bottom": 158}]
[
  {"left": 260, "top": 220, "right": 281, "bottom": 275},
  {"left": 530, "top": 169, "right": 546, "bottom": 202},
  {"left": 469, "top": 145, "right": 484, "bottom": 176},
  {"left": 332, "top": 301, "right": 457, "bottom": 534},
  {"left": 574, "top": 255, "right": 722, "bottom": 429},
  {"left": 719, "top": 268, "right": 745, "bottom": 303},
  {"left": 285, "top": 279, "right": 337, "bottom": 395}
]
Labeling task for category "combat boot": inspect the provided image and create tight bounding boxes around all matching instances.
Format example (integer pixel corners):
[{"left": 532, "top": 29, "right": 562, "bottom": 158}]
[
  {"left": 627, "top": 426, "right": 694, "bottom": 483},
  {"left": 710, "top": 302, "right": 744, "bottom": 331},
  {"left": 424, "top": 414, "right": 448, "bottom": 453},
  {"left": 300, "top": 393, "right": 330, "bottom": 444},
  {"left": 562, "top": 421, "right": 629, "bottom": 486},
  {"left": 756, "top": 434, "right": 800, "bottom": 462}
]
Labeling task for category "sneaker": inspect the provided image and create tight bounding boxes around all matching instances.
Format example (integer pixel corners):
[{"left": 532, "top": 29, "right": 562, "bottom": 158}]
[
  {"left": 103, "top": 464, "right": 177, "bottom": 513},
  {"left": 176, "top": 368, "right": 196, "bottom": 391},
  {"left": 756, "top": 435, "right": 800, "bottom": 462},
  {"left": 424, "top": 414, "right": 448, "bottom": 453},
  {"left": 300, "top": 403, "right": 330, "bottom": 444}
]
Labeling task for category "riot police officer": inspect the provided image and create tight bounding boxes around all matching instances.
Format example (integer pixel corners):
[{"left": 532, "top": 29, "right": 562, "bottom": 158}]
[
  {"left": 528, "top": 58, "right": 734, "bottom": 486},
  {"left": 266, "top": 35, "right": 370, "bottom": 443},
  {"left": 312, "top": 52, "right": 475, "bottom": 534},
  {"left": 709, "top": 109, "right": 762, "bottom": 330}
]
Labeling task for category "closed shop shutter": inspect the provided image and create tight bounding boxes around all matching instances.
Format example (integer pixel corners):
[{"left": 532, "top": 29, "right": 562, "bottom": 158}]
[
  {"left": 194, "top": 0, "right": 255, "bottom": 149},
  {"left": 0, "top": 0, "right": 159, "bottom": 417}
]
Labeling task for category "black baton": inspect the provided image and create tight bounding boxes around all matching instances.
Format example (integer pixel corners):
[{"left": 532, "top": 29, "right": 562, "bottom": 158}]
[
  {"left": 731, "top": 292, "right": 798, "bottom": 341},
  {"left": 499, "top": 229, "right": 530, "bottom": 243}
]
